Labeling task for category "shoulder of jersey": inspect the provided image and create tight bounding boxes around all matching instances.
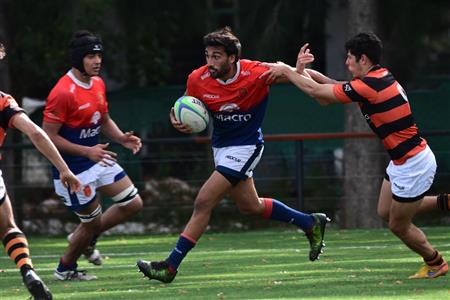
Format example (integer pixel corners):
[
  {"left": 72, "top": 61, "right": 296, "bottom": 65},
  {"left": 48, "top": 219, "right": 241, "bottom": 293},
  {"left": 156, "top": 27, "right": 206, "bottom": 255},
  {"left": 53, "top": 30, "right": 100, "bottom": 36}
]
[{"left": 189, "top": 65, "right": 211, "bottom": 82}]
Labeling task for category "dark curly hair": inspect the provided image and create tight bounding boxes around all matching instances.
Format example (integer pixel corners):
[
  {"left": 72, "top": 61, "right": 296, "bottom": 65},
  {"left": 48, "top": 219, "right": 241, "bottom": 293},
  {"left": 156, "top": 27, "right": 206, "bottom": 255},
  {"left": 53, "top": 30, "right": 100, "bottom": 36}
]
[
  {"left": 203, "top": 26, "right": 241, "bottom": 60},
  {"left": 345, "top": 32, "right": 382, "bottom": 64}
]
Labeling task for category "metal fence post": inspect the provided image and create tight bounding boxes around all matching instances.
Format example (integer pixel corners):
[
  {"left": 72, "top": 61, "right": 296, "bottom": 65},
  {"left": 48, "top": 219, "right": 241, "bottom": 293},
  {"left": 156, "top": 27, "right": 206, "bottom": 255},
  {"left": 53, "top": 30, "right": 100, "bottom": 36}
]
[{"left": 295, "top": 140, "right": 304, "bottom": 211}]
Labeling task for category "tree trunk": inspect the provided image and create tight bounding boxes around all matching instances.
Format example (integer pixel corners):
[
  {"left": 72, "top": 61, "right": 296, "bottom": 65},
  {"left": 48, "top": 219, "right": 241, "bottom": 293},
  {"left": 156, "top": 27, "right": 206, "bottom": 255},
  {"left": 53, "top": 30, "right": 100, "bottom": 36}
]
[{"left": 340, "top": 0, "right": 385, "bottom": 228}]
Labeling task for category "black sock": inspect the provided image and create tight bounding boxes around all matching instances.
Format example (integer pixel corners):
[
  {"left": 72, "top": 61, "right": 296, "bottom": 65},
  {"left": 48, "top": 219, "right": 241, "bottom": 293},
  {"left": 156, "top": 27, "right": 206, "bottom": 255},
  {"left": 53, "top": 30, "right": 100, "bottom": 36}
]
[{"left": 437, "top": 194, "right": 449, "bottom": 211}]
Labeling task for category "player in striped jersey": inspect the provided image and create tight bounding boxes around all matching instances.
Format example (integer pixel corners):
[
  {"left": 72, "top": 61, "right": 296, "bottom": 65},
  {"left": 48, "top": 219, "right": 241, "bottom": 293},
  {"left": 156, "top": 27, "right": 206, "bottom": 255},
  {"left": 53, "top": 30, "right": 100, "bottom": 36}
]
[
  {"left": 262, "top": 32, "right": 448, "bottom": 279},
  {"left": 0, "top": 43, "right": 81, "bottom": 299}
]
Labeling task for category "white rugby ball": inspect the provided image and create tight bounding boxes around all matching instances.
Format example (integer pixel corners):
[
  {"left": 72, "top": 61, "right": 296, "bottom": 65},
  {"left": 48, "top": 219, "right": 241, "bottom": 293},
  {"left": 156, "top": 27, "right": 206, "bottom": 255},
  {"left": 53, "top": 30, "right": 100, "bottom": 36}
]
[{"left": 173, "top": 96, "right": 209, "bottom": 133}]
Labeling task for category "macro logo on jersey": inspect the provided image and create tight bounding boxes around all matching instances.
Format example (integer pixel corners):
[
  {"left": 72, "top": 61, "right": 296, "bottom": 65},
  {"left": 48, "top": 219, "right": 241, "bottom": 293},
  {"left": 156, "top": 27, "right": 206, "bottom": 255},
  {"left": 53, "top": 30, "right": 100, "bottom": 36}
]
[
  {"left": 215, "top": 103, "right": 252, "bottom": 122},
  {"left": 79, "top": 111, "right": 101, "bottom": 139}
]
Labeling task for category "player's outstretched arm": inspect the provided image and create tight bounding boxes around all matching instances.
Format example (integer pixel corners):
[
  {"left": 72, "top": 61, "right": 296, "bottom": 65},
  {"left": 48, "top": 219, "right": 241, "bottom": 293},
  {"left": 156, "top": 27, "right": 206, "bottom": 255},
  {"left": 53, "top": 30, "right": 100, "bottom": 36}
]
[
  {"left": 262, "top": 62, "right": 341, "bottom": 106},
  {"left": 100, "top": 113, "right": 142, "bottom": 154},
  {"left": 13, "top": 113, "right": 80, "bottom": 193}
]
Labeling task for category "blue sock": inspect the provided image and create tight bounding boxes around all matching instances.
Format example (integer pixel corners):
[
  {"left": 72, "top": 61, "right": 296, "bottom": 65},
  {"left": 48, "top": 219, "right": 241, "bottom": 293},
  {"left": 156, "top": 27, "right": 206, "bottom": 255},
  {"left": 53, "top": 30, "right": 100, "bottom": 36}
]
[
  {"left": 262, "top": 198, "right": 314, "bottom": 231},
  {"left": 57, "top": 258, "right": 77, "bottom": 272},
  {"left": 166, "top": 234, "right": 196, "bottom": 270}
]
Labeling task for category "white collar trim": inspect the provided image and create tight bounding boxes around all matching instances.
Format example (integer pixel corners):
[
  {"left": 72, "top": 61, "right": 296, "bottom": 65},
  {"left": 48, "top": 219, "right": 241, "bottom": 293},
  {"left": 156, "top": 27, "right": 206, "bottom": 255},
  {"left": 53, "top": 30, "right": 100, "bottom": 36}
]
[
  {"left": 216, "top": 61, "right": 241, "bottom": 85},
  {"left": 67, "top": 70, "right": 93, "bottom": 89}
]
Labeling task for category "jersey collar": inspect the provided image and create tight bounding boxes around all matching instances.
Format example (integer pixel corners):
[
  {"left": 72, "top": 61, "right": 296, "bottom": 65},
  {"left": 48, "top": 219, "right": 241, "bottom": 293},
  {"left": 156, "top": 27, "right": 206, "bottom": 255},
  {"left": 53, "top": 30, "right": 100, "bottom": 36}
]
[
  {"left": 67, "top": 70, "right": 93, "bottom": 89},
  {"left": 216, "top": 61, "right": 241, "bottom": 85}
]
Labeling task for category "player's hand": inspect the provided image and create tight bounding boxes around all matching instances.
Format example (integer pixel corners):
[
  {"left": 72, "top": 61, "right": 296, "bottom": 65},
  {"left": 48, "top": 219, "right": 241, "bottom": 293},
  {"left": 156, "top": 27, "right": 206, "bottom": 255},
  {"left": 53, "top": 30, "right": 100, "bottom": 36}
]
[
  {"left": 121, "top": 131, "right": 142, "bottom": 154},
  {"left": 260, "top": 61, "right": 291, "bottom": 84},
  {"left": 296, "top": 43, "right": 314, "bottom": 74},
  {"left": 59, "top": 169, "right": 81, "bottom": 194},
  {"left": 87, "top": 143, "right": 117, "bottom": 166},
  {"left": 169, "top": 107, "right": 193, "bottom": 134}
]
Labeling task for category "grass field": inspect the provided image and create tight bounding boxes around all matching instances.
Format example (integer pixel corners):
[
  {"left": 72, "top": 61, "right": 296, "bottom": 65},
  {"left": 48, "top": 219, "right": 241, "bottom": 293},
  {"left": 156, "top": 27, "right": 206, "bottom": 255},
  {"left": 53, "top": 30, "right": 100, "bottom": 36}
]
[{"left": 0, "top": 227, "right": 448, "bottom": 299}]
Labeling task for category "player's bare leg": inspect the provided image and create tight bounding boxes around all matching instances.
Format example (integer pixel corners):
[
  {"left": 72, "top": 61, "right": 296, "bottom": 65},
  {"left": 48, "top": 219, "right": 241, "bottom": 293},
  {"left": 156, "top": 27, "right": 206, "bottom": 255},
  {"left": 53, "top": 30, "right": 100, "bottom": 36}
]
[
  {"left": 388, "top": 199, "right": 448, "bottom": 279},
  {"left": 137, "top": 171, "right": 232, "bottom": 283},
  {"left": 97, "top": 176, "right": 143, "bottom": 232},
  {"left": 230, "top": 178, "right": 330, "bottom": 261},
  {"left": 55, "top": 200, "right": 100, "bottom": 281},
  {"left": 68, "top": 176, "right": 143, "bottom": 266},
  {"left": 378, "top": 179, "right": 448, "bottom": 222},
  {"left": 0, "top": 196, "right": 52, "bottom": 299}
]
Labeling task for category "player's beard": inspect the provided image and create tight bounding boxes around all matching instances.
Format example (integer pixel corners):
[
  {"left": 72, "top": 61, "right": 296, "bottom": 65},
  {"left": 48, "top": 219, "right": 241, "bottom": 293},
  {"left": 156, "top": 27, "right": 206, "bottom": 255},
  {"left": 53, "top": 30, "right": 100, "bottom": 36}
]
[{"left": 209, "top": 64, "right": 231, "bottom": 79}]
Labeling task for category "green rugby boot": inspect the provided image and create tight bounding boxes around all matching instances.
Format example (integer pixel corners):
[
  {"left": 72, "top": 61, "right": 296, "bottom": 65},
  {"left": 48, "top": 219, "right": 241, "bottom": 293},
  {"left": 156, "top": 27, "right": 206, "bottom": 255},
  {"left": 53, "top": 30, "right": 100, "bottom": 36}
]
[
  {"left": 137, "top": 260, "right": 177, "bottom": 283},
  {"left": 306, "top": 213, "right": 331, "bottom": 261}
]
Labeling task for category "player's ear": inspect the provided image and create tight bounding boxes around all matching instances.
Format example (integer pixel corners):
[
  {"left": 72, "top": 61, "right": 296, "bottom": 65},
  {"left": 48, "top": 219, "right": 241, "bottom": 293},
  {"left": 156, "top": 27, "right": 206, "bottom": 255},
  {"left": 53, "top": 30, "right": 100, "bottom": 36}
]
[{"left": 229, "top": 54, "right": 237, "bottom": 64}]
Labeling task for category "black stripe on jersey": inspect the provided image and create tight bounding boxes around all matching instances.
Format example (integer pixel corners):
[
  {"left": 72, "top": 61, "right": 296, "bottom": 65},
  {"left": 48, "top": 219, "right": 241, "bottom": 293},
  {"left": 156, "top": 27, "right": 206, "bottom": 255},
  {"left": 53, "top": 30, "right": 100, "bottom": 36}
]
[
  {"left": 387, "top": 134, "right": 422, "bottom": 160},
  {"left": 362, "top": 74, "right": 395, "bottom": 92},
  {"left": 375, "top": 115, "right": 415, "bottom": 139},
  {"left": 343, "top": 82, "right": 367, "bottom": 103},
  {"left": 0, "top": 106, "right": 24, "bottom": 129},
  {"left": 362, "top": 94, "right": 408, "bottom": 115}
]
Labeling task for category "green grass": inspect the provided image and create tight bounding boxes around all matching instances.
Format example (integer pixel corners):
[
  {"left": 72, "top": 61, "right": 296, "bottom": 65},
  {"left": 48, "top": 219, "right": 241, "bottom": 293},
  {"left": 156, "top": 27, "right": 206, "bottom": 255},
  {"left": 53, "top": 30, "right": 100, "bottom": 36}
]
[{"left": 0, "top": 227, "right": 448, "bottom": 299}]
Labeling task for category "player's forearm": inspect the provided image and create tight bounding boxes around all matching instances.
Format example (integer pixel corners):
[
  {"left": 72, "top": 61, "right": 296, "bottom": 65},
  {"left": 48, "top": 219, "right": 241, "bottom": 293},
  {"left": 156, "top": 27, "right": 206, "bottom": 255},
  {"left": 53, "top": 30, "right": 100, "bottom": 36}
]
[
  {"left": 305, "top": 69, "right": 336, "bottom": 84},
  {"left": 101, "top": 118, "right": 125, "bottom": 145},
  {"left": 47, "top": 134, "right": 92, "bottom": 158},
  {"left": 27, "top": 127, "right": 71, "bottom": 172},
  {"left": 285, "top": 68, "right": 320, "bottom": 96}
]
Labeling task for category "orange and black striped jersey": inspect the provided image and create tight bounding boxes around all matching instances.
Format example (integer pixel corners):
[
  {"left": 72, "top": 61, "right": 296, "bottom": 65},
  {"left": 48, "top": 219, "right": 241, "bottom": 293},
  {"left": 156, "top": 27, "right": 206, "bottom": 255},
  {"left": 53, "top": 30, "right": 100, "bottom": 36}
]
[
  {"left": 333, "top": 65, "right": 426, "bottom": 165},
  {"left": 0, "top": 91, "right": 24, "bottom": 147}
]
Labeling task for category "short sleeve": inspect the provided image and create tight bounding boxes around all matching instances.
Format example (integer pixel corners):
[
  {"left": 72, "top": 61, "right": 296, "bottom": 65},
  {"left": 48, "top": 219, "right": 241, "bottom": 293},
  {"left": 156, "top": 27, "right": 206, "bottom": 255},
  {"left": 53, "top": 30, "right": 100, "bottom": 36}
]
[
  {"left": 186, "top": 72, "right": 200, "bottom": 98},
  {"left": 333, "top": 79, "right": 372, "bottom": 104},
  {"left": 0, "top": 93, "right": 25, "bottom": 128},
  {"left": 44, "top": 90, "right": 71, "bottom": 124},
  {"left": 332, "top": 83, "right": 352, "bottom": 104}
]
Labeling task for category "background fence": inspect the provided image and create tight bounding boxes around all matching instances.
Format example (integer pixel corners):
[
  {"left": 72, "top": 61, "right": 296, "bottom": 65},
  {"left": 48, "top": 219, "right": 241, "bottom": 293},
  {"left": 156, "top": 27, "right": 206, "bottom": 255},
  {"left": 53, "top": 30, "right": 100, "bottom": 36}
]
[{"left": 3, "top": 130, "right": 449, "bottom": 236}]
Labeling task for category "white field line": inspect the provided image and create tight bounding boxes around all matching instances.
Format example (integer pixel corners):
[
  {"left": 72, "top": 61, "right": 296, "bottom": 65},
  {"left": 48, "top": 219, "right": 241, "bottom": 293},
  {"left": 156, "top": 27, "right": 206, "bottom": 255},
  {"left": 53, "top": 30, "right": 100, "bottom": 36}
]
[{"left": 0, "top": 242, "right": 449, "bottom": 273}]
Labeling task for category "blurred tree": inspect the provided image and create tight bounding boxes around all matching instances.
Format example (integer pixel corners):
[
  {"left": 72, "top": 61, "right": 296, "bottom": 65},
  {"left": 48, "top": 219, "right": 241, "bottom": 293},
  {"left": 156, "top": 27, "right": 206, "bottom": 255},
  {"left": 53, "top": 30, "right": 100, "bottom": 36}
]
[{"left": 341, "top": 0, "right": 385, "bottom": 229}]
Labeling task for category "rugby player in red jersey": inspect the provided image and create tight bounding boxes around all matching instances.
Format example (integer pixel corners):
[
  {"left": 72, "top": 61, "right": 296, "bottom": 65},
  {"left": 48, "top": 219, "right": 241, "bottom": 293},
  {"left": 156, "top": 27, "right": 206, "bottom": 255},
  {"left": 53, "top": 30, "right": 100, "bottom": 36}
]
[
  {"left": 0, "top": 43, "right": 81, "bottom": 299},
  {"left": 137, "top": 27, "right": 330, "bottom": 283},
  {"left": 262, "top": 32, "right": 448, "bottom": 279},
  {"left": 43, "top": 30, "right": 143, "bottom": 281}
]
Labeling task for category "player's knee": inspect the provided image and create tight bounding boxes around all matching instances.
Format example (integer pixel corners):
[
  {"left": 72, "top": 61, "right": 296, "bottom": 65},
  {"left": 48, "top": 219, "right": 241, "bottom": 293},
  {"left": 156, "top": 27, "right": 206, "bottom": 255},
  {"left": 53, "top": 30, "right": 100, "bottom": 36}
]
[
  {"left": 377, "top": 207, "right": 389, "bottom": 222},
  {"left": 111, "top": 185, "right": 141, "bottom": 212},
  {"left": 388, "top": 220, "right": 409, "bottom": 236},
  {"left": 237, "top": 203, "right": 262, "bottom": 215},
  {"left": 193, "top": 194, "right": 214, "bottom": 214}
]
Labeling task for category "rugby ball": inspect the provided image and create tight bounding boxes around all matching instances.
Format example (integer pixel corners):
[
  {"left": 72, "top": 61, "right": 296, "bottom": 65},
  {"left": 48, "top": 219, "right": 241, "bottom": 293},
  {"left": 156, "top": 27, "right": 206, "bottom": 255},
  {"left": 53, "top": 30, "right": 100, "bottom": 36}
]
[{"left": 173, "top": 96, "right": 209, "bottom": 133}]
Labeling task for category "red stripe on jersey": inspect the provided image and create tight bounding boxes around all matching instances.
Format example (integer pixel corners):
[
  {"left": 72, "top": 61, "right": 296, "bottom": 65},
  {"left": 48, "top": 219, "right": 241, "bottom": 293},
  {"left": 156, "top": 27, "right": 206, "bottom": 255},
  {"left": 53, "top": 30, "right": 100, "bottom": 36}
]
[
  {"left": 371, "top": 102, "right": 411, "bottom": 127},
  {"left": 333, "top": 84, "right": 352, "bottom": 103},
  {"left": 382, "top": 126, "right": 420, "bottom": 149},
  {"left": 374, "top": 82, "right": 400, "bottom": 104}
]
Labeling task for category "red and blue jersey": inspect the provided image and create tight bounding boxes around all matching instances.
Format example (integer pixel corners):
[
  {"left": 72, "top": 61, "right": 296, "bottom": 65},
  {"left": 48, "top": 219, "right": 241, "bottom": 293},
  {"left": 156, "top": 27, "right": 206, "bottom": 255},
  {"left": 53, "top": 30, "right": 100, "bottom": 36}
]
[
  {"left": 186, "top": 60, "right": 271, "bottom": 147},
  {"left": 44, "top": 71, "right": 109, "bottom": 176}
]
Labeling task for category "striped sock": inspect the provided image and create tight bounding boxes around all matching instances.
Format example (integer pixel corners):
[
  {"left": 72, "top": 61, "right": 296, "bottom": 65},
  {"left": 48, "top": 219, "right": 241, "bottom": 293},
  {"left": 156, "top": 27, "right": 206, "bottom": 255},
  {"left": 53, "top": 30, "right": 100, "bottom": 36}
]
[{"left": 2, "top": 231, "right": 33, "bottom": 273}]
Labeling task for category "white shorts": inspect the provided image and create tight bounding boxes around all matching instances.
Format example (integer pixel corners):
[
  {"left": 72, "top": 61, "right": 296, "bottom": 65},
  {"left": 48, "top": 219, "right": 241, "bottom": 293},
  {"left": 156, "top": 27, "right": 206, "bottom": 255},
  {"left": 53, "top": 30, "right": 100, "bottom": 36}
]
[
  {"left": 213, "top": 144, "right": 264, "bottom": 183},
  {"left": 386, "top": 145, "right": 436, "bottom": 202},
  {"left": 54, "top": 162, "right": 126, "bottom": 212}
]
